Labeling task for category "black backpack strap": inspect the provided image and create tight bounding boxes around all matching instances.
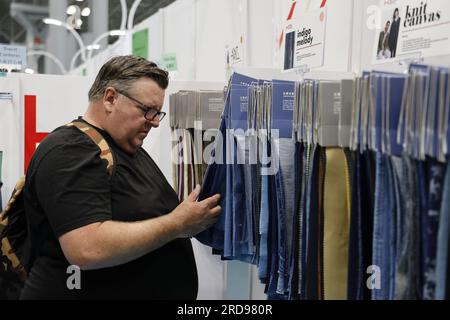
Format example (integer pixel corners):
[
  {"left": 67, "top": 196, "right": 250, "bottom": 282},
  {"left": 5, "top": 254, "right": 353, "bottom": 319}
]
[{"left": 66, "top": 122, "right": 114, "bottom": 176}]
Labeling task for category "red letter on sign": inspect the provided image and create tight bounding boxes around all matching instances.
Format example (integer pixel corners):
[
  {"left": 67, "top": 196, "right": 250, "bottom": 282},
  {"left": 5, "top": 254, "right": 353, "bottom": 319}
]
[{"left": 25, "top": 95, "right": 49, "bottom": 173}]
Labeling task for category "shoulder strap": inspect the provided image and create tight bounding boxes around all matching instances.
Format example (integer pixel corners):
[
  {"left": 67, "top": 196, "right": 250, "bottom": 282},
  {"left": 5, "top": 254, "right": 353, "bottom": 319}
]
[
  {"left": 0, "top": 176, "right": 26, "bottom": 225},
  {"left": 66, "top": 122, "right": 115, "bottom": 176}
]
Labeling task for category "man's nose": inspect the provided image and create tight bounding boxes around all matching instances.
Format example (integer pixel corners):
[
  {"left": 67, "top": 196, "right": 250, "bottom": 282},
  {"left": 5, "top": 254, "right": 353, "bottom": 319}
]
[{"left": 149, "top": 119, "right": 160, "bottom": 128}]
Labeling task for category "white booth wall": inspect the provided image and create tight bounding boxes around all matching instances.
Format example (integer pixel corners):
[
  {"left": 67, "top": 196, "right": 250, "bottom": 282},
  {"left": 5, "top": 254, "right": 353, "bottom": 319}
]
[{"left": 73, "top": 0, "right": 355, "bottom": 79}]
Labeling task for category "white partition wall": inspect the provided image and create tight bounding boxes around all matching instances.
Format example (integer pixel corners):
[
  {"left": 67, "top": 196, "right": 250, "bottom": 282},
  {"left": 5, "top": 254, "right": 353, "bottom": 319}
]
[
  {"left": 194, "top": 0, "right": 246, "bottom": 81},
  {"left": 0, "top": 76, "right": 22, "bottom": 207},
  {"left": 71, "top": 0, "right": 356, "bottom": 80},
  {"left": 247, "top": 0, "right": 276, "bottom": 68},
  {"left": 0, "top": 74, "right": 91, "bottom": 205},
  {"left": 318, "top": 0, "right": 354, "bottom": 72},
  {"left": 163, "top": 0, "right": 197, "bottom": 80}
]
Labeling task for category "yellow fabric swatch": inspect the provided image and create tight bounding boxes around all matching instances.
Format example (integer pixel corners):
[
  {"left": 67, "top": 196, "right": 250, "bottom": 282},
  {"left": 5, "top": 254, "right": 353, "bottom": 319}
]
[{"left": 323, "top": 148, "right": 350, "bottom": 300}]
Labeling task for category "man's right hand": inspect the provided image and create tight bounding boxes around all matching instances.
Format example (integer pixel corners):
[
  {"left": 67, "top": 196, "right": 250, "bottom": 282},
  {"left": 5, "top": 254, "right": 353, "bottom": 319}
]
[{"left": 170, "top": 185, "right": 222, "bottom": 238}]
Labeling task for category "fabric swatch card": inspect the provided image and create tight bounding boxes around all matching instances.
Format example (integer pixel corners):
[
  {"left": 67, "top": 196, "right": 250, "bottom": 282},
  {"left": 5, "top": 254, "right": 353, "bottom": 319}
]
[{"left": 271, "top": 80, "right": 295, "bottom": 139}]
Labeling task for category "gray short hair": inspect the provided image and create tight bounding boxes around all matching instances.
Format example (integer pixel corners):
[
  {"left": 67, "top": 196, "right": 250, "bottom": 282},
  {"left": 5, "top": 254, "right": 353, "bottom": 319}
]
[{"left": 88, "top": 55, "right": 169, "bottom": 101}]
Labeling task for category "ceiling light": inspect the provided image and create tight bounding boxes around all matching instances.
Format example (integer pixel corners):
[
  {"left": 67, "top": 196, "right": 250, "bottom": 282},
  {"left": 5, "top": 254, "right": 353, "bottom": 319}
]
[
  {"left": 66, "top": 5, "right": 77, "bottom": 15},
  {"left": 81, "top": 7, "right": 91, "bottom": 17},
  {"left": 109, "top": 30, "right": 127, "bottom": 37},
  {"left": 43, "top": 18, "right": 63, "bottom": 26},
  {"left": 75, "top": 19, "right": 83, "bottom": 28},
  {"left": 41, "top": 18, "right": 87, "bottom": 62},
  {"left": 86, "top": 44, "right": 101, "bottom": 50}
]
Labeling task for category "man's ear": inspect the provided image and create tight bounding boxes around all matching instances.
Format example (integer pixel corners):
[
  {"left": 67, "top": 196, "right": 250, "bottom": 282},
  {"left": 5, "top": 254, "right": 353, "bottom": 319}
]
[{"left": 103, "top": 87, "right": 117, "bottom": 113}]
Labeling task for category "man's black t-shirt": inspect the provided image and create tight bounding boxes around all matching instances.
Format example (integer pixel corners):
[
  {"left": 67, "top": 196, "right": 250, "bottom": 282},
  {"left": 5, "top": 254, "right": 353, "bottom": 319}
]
[{"left": 20, "top": 119, "right": 198, "bottom": 300}]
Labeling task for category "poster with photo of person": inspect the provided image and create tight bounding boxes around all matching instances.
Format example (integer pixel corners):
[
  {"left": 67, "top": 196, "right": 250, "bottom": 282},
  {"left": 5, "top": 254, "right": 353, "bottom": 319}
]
[
  {"left": 283, "top": 8, "right": 327, "bottom": 71},
  {"left": 374, "top": 7, "right": 402, "bottom": 60},
  {"left": 373, "top": 0, "right": 450, "bottom": 64}
]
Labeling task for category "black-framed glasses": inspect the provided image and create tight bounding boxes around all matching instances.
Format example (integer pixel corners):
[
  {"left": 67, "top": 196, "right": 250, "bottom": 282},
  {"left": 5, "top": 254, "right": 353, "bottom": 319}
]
[{"left": 116, "top": 89, "right": 166, "bottom": 122}]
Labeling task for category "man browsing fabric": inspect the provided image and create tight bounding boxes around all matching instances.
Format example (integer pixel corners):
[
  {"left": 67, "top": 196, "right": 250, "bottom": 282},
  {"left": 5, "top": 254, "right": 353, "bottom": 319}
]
[{"left": 20, "top": 55, "right": 221, "bottom": 300}]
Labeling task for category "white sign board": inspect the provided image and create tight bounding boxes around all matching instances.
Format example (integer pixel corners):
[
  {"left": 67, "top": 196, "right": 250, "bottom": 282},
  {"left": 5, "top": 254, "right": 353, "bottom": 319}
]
[
  {"left": 373, "top": 0, "right": 450, "bottom": 63},
  {"left": 0, "top": 44, "right": 27, "bottom": 70},
  {"left": 0, "top": 76, "right": 21, "bottom": 210},
  {"left": 227, "top": 43, "right": 244, "bottom": 66},
  {"left": 283, "top": 8, "right": 327, "bottom": 71},
  {"left": 0, "top": 74, "right": 91, "bottom": 209}
]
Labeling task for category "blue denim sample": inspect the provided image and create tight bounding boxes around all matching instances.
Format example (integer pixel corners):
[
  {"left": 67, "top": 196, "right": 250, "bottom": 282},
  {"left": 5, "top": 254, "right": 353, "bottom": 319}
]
[
  {"left": 231, "top": 135, "right": 255, "bottom": 263},
  {"left": 196, "top": 88, "right": 233, "bottom": 250},
  {"left": 258, "top": 136, "right": 271, "bottom": 282},
  {"left": 196, "top": 73, "right": 255, "bottom": 250},
  {"left": 422, "top": 160, "right": 447, "bottom": 300},
  {"left": 347, "top": 151, "right": 360, "bottom": 300},
  {"left": 305, "top": 145, "right": 325, "bottom": 300},
  {"left": 195, "top": 114, "right": 228, "bottom": 249},
  {"left": 268, "top": 137, "right": 288, "bottom": 295},
  {"left": 297, "top": 144, "right": 312, "bottom": 298},
  {"left": 274, "top": 157, "right": 287, "bottom": 295},
  {"left": 436, "top": 160, "right": 450, "bottom": 300},
  {"left": 288, "top": 142, "right": 304, "bottom": 300},
  {"left": 223, "top": 129, "right": 235, "bottom": 259},
  {"left": 372, "top": 153, "right": 397, "bottom": 300},
  {"left": 390, "top": 156, "right": 406, "bottom": 267},
  {"left": 348, "top": 150, "right": 375, "bottom": 300},
  {"left": 267, "top": 169, "right": 280, "bottom": 297},
  {"left": 415, "top": 160, "right": 428, "bottom": 300},
  {"left": 395, "top": 156, "right": 422, "bottom": 300},
  {"left": 273, "top": 138, "right": 296, "bottom": 295},
  {"left": 252, "top": 156, "right": 261, "bottom": 263},
  {"left": 258, "top": 172, "right": 269, "bottom": 280},
  {"left": 244, "top": 162, "right": 256, "bottom": 261}
]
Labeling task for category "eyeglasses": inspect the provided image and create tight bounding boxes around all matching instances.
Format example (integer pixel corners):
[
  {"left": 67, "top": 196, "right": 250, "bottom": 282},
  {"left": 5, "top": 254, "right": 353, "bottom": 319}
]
[{"left": 116, "top": 89, "right": 166, "bottom": 122}]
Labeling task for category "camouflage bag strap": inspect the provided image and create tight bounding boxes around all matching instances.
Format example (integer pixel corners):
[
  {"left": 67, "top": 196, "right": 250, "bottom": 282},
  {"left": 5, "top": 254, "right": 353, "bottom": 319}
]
[
  {"left": 66, "top": 122, "right": 114, "bottom": 176},
  {"left": 0, "top": 176, "right": 26, "bottom": 226},
  {"left": 0, "top": 176, "right": 28, "bottom": 282}
]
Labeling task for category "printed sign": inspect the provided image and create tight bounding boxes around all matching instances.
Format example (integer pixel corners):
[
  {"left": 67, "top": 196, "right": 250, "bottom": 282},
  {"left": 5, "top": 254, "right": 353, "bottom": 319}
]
[
  {"left": 132, "top": 28, "right": 149, "bottom": 59},
  {"left": 373, "top": 0, "right": 450, "bottom": 63},
  {"left": 0, "top": 44, "right": 27, "bottom": 70},
  {"left": 0, "top": 74, "right": 90, "bottom": 208},
  {"left": 283, "top": 8, "right": 327, "bottom": 71},
  {"left": 161, "top": 53, "right": 178, "bottom": 72},
  {"left": 227, "top": 44, "right": 244, "bottom": 66}
]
